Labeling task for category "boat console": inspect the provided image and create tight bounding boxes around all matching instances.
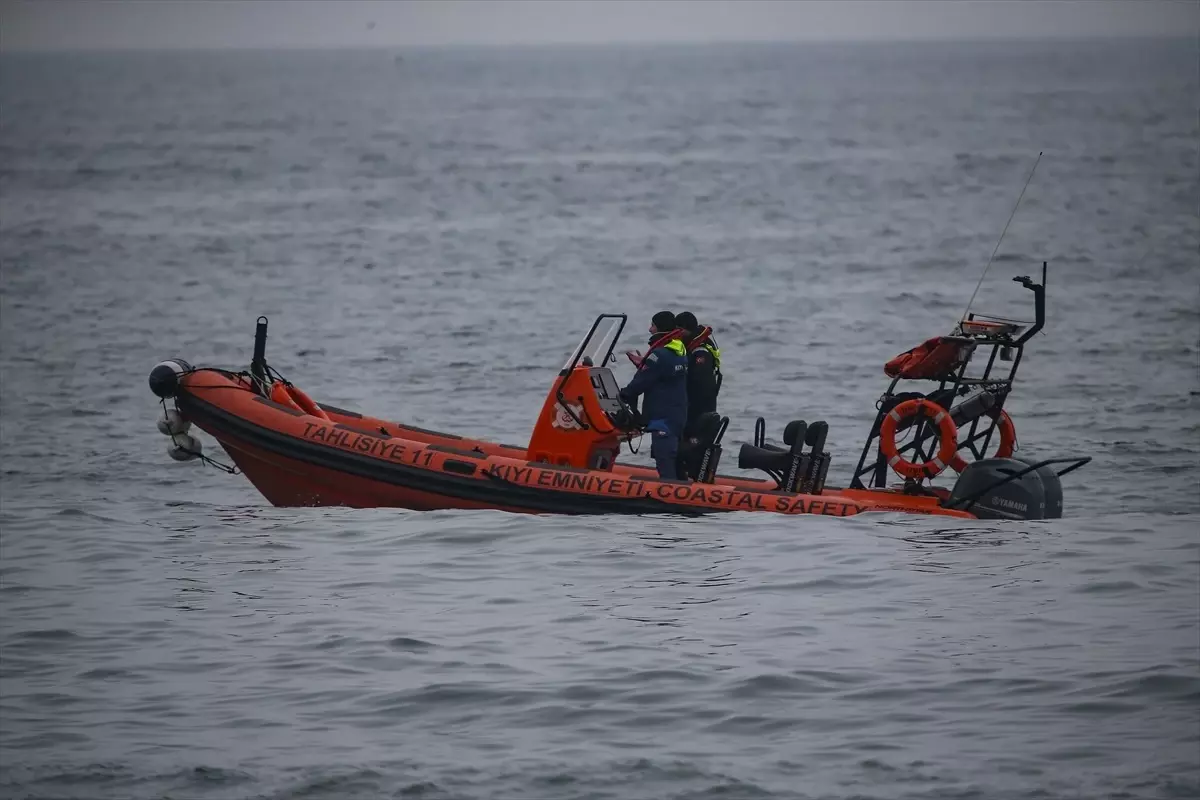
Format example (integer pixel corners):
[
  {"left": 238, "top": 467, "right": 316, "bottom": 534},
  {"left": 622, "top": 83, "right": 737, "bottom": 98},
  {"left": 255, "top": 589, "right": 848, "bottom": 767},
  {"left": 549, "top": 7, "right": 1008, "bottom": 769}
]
[
  {"left": 527, "top": 314, "right": 730, "bottom": 480},
  {"left": 527, "top": 315, "right": 641, "bottom": 470}
]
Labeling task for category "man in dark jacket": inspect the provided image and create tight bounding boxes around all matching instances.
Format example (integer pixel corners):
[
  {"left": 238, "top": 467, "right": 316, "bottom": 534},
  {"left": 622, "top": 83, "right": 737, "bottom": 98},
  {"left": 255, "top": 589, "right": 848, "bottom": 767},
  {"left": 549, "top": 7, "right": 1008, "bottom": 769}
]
[
  {"left": 620, "top": 310, "right": 688, "bottom": 479},
  {"left": 674, "top": 311, "right": 722, "bottom": 436}
]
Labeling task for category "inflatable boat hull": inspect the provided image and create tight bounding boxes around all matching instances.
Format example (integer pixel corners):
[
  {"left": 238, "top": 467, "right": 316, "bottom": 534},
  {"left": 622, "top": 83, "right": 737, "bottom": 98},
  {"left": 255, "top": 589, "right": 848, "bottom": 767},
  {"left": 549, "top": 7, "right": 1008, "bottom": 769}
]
[{"left": 174, "top": 370, "right": 974, "bottom": 519}]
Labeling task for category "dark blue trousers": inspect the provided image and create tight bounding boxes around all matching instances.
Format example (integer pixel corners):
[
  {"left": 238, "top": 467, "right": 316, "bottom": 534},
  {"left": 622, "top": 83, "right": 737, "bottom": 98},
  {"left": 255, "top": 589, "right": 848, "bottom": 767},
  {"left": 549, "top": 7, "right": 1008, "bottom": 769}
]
[{"left": 650, "top": 430, "right": 680, "bottom": 480}]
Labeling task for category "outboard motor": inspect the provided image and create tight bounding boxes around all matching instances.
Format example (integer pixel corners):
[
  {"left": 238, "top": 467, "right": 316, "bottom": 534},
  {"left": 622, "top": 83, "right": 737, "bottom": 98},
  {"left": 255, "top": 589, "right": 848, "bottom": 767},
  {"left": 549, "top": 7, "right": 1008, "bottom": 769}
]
[
  {"left": 1013, "top": 456, "right": 1063, "bottom": 519},
  {"left": 947, "top": 457, "right": 1046, "bottom": 520}
]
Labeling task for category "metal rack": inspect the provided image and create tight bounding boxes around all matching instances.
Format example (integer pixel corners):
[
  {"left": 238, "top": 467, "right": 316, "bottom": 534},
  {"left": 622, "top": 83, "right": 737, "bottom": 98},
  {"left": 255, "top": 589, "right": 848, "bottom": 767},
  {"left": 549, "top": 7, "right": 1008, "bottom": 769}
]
[{"left": 850, "top": 262, "right": 1047, "bottom": 489}]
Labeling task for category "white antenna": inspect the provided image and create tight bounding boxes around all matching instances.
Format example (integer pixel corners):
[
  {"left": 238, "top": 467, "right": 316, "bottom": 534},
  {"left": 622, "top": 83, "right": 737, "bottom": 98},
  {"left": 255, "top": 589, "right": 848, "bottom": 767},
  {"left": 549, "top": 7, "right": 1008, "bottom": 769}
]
[{"left": 960, "top": 151, "right": 1043, "bottom": 324}]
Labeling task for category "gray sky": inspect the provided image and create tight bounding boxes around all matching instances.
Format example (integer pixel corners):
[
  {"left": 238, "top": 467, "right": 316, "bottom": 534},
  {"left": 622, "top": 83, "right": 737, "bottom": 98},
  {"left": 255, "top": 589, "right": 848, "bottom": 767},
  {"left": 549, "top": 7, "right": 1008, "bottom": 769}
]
[{"left": 1, "top": 0, "right": 1197, "bottom": 52}]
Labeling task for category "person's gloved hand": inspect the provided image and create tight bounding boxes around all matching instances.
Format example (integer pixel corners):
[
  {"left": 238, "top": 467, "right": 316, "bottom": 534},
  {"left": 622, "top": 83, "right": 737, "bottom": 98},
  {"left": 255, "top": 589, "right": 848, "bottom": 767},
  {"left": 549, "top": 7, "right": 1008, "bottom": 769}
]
[{"left": 644, "top": 419, "right": 671, "bottom": 437}]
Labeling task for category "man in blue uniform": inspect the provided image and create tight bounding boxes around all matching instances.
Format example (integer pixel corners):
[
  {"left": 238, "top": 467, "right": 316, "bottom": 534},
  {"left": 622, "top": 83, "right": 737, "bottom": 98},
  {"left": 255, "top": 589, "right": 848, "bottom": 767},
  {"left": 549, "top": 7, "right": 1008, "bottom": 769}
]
[{"left": 620, "top": 310, "right": 689, "bottom": 480}]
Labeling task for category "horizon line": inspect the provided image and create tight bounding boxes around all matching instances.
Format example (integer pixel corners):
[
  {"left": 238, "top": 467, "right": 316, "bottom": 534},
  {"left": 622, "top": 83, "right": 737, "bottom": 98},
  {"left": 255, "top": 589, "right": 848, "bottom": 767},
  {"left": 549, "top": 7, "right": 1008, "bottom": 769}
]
[{"left": 2, "top": 31, "right": 1195, "bottom": 56}]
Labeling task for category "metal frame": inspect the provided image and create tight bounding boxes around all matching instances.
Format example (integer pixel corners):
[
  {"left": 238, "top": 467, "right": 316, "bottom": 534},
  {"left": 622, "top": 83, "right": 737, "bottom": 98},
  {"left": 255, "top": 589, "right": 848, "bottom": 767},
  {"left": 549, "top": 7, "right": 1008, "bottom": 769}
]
[{"left": 850, "top": 262, "right": 1048, "bottom": 489}]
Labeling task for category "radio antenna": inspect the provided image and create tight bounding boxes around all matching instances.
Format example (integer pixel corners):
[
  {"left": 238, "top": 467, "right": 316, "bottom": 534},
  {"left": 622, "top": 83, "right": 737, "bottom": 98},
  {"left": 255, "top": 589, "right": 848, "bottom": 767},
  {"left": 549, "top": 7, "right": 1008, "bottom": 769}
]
[{"left": 960, "top": 151, "right": 1043, "bottom": 323}]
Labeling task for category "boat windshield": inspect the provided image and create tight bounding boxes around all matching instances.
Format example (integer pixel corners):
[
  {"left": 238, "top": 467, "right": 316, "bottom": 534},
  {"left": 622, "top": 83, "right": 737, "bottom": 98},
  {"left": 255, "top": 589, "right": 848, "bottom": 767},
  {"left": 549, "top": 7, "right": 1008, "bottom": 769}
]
[{"left": 561, "top": 315, "right": 626, "bottom": 372}]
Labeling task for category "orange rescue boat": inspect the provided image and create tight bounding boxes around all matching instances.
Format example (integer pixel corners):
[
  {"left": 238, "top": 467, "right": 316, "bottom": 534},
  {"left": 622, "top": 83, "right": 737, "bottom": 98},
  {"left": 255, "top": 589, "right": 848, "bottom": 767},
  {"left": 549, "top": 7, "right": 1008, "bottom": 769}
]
[{"left": 147, "top": 264, "right": 1087, "bottom": 520}]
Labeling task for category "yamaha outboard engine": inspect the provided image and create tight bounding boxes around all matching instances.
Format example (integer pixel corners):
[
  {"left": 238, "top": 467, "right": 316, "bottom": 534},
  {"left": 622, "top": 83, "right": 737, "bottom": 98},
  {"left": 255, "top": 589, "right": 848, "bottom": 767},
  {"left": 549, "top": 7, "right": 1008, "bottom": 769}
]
[
  {"left": 1013, "top": 456, "right": 1063, "bottom": 519},
  {"left": 947, "top": 457, "right": 1046, "bottom": 520}
]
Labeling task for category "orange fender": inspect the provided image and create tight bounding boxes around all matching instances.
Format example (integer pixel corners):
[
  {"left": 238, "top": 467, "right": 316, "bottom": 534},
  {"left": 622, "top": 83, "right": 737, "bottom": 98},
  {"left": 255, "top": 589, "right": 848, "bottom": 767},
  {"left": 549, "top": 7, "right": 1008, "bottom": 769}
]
[
  {"left": 284, "top": 383, "right": 330, "bottom": 421},
  {"left": 270, "top": 380, "right": 304, "bottom": 412}
]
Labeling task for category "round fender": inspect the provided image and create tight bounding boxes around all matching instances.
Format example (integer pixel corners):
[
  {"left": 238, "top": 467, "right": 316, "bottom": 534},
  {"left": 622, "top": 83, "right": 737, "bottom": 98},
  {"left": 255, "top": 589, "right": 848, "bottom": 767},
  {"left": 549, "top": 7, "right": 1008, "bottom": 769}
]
[
  {"left": 284, "top": 383, "right": 331, "bottom": 421},
  {"left": 270, "top": 380, "right": 304, "bottom": 413}
]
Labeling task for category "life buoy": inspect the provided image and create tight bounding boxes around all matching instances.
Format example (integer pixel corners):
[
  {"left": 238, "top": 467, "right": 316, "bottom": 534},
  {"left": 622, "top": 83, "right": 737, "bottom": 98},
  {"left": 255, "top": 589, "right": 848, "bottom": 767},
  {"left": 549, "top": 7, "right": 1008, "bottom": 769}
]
[
  {"left": 879, "top": 398, "right": 958, "bottom": 480},
  {"left": 950, "top": 409, "right": 1016, "bottom": 473},
  {"left": 284, "top": 383, "right": 331, "bottom": 421}
]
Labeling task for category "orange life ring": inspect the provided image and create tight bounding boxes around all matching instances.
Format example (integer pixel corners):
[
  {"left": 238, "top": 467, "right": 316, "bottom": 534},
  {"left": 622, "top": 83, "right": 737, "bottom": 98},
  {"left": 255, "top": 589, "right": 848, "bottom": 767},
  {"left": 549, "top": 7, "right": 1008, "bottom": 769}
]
[
  {"left": 950, "top": 409, "right": 1016, "bottom": 473},
  {"left": 879, "top": 398, "right": 958, "bottom": 480}
]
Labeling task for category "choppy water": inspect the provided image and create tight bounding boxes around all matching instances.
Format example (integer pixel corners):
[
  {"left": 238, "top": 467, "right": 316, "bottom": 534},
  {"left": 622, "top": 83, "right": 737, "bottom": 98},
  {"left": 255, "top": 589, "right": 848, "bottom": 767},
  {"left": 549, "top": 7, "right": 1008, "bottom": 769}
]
[{"left": 2, "top": 39, "right": 1198, "bottom": 799}]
